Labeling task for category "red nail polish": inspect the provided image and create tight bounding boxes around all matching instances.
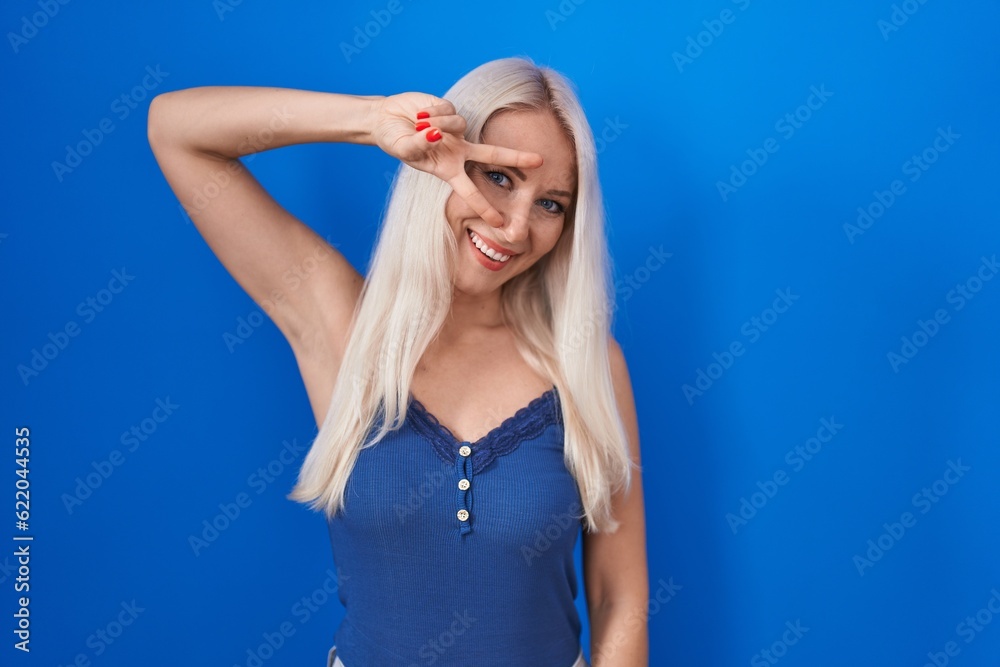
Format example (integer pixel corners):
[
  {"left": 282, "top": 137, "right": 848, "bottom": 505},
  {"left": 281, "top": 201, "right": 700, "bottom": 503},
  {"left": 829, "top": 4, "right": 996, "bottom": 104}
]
[
  {"left": 417, "top": 111, "right": 430, "bottom": 119},
  {"left": 427, "top": 129, "right": 442, "bottom": 142},
  {"left": 415, "top": 121, "right": 430, "bottom": 131}
]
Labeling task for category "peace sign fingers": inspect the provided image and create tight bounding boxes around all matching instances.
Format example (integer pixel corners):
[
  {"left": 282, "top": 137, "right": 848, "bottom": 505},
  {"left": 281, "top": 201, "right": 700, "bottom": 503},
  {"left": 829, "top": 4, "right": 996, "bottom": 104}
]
[{"left": 446, "top": 171, "right": 505, "bottom": 228}]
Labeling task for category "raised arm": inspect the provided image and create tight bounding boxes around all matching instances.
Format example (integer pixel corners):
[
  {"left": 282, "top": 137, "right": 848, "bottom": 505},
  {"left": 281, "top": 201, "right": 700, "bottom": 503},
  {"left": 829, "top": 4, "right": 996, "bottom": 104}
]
[
  {"left": 146, "top": 86, "right": 378, "bottom": 356},
  {"left": 146, "top": 86, "right": 545, "bottom": 424}
]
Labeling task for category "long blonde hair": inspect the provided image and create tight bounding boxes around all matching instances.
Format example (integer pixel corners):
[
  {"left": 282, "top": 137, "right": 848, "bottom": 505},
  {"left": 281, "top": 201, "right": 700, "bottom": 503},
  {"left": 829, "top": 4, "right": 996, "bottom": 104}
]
[{"left": 287, "top": 56, "right": 634, "bottom": 533}]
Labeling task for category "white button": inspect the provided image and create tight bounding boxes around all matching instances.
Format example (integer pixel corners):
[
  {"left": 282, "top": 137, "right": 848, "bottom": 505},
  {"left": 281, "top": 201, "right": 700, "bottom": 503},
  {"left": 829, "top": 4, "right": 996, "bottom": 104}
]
[
  {"left": 457, "top": 509, "right": 469, "bottom": 521},
  {"left": 458, "top": 479, "right": 470, "bottom": 490},
  {"left": 458, "top": 445, "right": 471, "bottom": 457}
]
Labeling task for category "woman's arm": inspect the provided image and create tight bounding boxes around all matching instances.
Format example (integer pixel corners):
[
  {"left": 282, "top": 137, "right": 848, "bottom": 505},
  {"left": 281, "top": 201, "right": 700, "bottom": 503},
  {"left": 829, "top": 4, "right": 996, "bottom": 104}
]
[
  {"left": 147, "top": 86, "right": 547, "bottom": 425},
  {"left": 583, "top": 338, "right": 650, "bottom": 666},
  {"left": 146, "top": 87, "right": 381, "bottom": 357}
]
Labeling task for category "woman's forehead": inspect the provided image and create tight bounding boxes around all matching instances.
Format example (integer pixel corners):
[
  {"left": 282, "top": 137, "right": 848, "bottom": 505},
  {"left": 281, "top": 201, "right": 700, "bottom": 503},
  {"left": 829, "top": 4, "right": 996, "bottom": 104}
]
[{"left": 482, "top": 110, "right": 577, "bottom": 187}]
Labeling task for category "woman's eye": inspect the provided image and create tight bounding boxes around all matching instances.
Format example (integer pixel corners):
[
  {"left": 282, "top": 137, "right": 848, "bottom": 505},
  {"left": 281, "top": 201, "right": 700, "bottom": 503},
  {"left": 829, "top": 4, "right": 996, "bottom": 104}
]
[
  {"left": 539, "top": 199, "right": 564, "bottom": 214},
  {"left": 484, "top": 168, "right": 564, "bottom": 214},
  {"left": 486, "top": 170, "right": 509, "bottom": 187}
]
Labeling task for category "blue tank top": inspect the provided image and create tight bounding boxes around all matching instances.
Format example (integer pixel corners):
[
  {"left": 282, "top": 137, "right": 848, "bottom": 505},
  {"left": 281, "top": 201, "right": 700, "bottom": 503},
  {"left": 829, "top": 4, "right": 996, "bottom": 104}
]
[{"left": 325, "top": 386, "right": 585, "bottom": 667}]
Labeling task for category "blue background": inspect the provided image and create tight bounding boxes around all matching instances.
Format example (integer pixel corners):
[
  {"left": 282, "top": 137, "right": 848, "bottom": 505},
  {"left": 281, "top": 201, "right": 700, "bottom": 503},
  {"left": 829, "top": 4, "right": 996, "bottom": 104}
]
[{"left": 4, "top": 0, "right": 999, "bottom": 665}]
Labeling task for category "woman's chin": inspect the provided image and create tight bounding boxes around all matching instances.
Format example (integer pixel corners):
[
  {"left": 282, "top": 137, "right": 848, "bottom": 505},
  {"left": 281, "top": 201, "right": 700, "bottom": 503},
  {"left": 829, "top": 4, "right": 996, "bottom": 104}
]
[{"left": 452, "top": 269, "right": 506, "bottom": 298}]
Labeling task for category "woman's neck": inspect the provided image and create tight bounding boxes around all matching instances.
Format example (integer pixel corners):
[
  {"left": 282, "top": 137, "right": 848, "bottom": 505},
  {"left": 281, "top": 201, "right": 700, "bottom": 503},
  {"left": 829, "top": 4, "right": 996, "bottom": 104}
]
[{"left": 441, "top": 286, "right": 506, "bottom": 337}]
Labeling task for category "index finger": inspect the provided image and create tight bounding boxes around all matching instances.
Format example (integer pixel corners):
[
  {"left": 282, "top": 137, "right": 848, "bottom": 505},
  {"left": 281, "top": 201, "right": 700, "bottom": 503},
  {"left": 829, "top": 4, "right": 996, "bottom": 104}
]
[
  {"left": 446, "top": 172, "right": 505, "bottom": 227},
  {"left": 465, "top": 142, "right": 544, "bottom": 170}
]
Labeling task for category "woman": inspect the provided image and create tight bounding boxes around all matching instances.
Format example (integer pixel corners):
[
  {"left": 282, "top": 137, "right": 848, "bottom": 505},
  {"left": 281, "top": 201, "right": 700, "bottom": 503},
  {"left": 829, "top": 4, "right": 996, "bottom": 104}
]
[{"left": 148, "top": 56, "right": 648, "bottom": 667}]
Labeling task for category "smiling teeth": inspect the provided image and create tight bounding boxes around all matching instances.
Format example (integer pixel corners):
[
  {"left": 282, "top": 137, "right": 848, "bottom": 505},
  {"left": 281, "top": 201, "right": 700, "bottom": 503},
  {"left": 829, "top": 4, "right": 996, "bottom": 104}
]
[{"left": 469, "top": 230, "right": 512, "bottom": 262}]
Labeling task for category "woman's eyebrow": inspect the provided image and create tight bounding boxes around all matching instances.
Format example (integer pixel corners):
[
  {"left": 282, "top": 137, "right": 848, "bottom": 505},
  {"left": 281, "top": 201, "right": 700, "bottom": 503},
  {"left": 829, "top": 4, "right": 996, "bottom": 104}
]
[{"left": 494, "top": 164, "right": 573, "bottom": 199}]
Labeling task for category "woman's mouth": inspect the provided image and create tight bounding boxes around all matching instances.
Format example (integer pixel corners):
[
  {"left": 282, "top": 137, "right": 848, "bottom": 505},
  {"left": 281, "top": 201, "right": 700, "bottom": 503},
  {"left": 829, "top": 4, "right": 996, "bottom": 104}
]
[{"left": 467, "top": 229, "right": 517, "bottom": 271}]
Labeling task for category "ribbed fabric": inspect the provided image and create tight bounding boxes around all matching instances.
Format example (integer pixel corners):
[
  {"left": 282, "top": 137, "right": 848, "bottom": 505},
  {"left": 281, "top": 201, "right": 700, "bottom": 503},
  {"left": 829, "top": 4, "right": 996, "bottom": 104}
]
[{"left": 326, "top": 386, "right": 585, "bottom": 667}]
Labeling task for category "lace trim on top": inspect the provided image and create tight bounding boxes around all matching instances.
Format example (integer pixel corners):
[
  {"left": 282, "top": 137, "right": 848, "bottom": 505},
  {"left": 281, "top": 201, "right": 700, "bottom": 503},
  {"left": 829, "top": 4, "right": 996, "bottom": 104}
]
[{"left": 406, "top": 387, "right": 562, "bottom": 474}]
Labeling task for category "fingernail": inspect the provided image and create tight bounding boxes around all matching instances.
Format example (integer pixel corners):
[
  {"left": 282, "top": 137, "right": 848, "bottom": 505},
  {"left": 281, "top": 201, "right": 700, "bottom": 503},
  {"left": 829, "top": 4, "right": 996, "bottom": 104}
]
[
  {"left": 415, "top": 121, "right": 430, "bottom": 131},
  {"left": 427, "top": 129, "right": 442, "bottom": 142},
  {"left": 417, "top": 111, "right": 430, "bottom": 119}
]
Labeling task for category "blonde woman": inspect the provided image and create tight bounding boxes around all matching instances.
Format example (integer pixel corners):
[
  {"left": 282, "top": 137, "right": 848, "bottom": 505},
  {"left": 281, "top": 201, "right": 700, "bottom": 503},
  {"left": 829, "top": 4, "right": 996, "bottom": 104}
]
[{"left": 148, "top": 56, "right": 648, "bottom": 667}]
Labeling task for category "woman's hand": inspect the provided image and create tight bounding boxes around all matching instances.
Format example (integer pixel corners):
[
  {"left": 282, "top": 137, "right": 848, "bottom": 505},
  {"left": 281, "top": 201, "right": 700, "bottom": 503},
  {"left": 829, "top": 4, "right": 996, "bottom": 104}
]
[{"left": 368, "top": 92, "right": 544, "bottom": 227}]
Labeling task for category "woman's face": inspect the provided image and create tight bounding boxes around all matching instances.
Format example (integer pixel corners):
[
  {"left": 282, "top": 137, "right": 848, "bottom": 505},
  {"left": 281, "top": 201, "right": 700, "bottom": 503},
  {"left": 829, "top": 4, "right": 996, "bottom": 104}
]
[{"left": 445, "top": 108, "right": 577, "bottom": 296}]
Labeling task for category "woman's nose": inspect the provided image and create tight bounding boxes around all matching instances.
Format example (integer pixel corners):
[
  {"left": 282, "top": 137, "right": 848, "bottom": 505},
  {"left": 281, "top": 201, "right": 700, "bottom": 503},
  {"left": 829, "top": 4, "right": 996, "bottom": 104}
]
[{"left": 498, "top": 200, "right": 531, "bottom": 243}]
